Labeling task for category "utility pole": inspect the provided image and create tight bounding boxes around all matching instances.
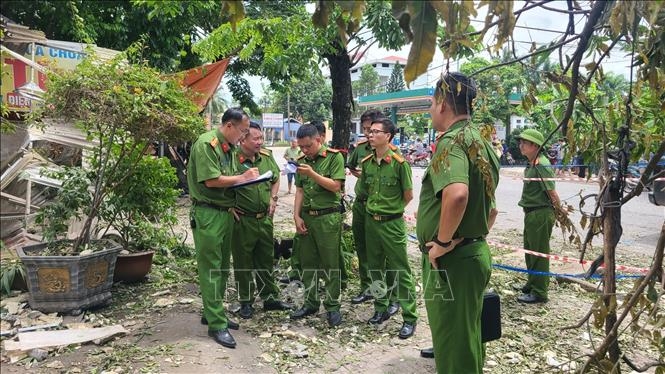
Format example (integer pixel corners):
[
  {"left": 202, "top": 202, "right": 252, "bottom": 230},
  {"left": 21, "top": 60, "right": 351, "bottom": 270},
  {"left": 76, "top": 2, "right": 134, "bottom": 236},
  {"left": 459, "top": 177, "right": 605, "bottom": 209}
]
[{"left": 286, "top": 91, "right": 290, "bottom": 142}]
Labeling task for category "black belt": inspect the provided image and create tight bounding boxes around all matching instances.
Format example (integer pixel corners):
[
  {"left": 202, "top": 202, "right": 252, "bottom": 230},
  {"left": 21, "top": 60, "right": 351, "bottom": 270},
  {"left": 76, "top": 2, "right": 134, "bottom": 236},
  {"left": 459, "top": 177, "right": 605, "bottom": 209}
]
[
  {"left": 368, "top": 212, "right": 402, "bottom": 222},
  {"left": 304, "top": 206, "right": 339, "bottom": 216},
  {"left": 420, "top": 237, "right": 485, "bottom": 253},
  {"left": 523, "top": 206, "right": 552, "bottom": 214},
  {"left": 236, "top": 209, "right": 268, "bottom": 219},
  {"left": 192, "top": 200, "right": 232, "bottom": 211}
]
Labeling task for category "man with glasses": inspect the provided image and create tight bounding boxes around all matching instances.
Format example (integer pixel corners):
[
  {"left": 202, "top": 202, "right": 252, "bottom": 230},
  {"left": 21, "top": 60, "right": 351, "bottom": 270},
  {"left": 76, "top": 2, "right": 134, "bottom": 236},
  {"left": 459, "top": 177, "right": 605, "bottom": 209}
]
[
  {"left": 188, "top": 107, "right": 258, "bottom": 348},
  {"left": 359, "top": 118, "right": 418, "bottom": 339},
  {"left": 346, "top": 109, "right": 401, "bottom": 318},
  {"left": 231, "top": 121, "right": 293, "bottom": 319},
  {"left": 418, "top": 73, "right": 499, "bottom": 372},
  {"left": 290, "top": 124, "right": 346, "bottom": 327}
]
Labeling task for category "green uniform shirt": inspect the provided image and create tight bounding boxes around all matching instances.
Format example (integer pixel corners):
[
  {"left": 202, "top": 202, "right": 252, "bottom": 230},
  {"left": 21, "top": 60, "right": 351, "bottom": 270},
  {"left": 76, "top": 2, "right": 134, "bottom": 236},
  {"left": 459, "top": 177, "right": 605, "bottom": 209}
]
[
  {"left": 235, "top": 148, "right": 280, "bottom": 213},
  {"left": 416, "top": 121, "right": 500, "bottom": 243},
  {"left": 187, "top": 129, "right": 238, "bottom": 207},
  {"left": 348, "top": 140, "right": 401, "bottom": 199},
  {"left": 518, "top": 154, "right": 555, "bottom": 208},
  {"left": 360, "top": 149, "right": 412, "bottom": 215},
  {"left": 295, "top": 145, "right": 345, "bottom": 209}
]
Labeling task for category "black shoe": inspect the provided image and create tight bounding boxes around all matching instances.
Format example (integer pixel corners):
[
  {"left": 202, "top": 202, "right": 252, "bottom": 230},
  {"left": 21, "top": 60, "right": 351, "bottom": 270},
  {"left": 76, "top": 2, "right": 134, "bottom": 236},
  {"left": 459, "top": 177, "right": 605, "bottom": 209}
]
[
  {"left": 200, "top": 316, "right": 239, "bottom": 330},
  {"left": 263, "top": 300, "right": 293, "bottom": 311},
  {"left": 387, "top": 302, "right": 400, "bottom": 316},
  {"left": 398, "top": 322, "right": 416, "bottom": 339},
  {"left": 208, "top": 329, "right": 236, "bottom": 348},
  {"left": 367, "top": 311, "right": 390, "bottom": 325},
  {"left": 351, "top": 293, "right": 374, "bottom": 304},
  {"left": 327, "top": 311, "right": 342, "bottom": 327},
  {"left": 290, "top": 307, "right": 318, "bottom": 320},
  {"left": 512, "top": 283, "right": 531, "bottom": 294},
  {"left": 420, "top": 347, "right": 434, "bottom": 358},
  {"left": 517, "top": 293, "right": 547, "bottom": 304},
  {"left": 238, "top": 303, "right": 254, "bottom": 319}
]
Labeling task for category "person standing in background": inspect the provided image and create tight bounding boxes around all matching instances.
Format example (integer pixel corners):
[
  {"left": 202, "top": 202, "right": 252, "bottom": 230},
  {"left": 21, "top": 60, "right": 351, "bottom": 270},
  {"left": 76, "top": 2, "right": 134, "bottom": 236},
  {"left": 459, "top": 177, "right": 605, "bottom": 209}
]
[{"left": 284, "top": 139, "right": 302, "bottom": 194}]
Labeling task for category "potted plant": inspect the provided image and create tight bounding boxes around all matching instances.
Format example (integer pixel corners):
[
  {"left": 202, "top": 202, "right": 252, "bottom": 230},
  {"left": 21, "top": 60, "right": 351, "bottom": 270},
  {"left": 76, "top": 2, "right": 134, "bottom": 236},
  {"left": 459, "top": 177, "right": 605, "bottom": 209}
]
[
  {"left": 97, "top": 153, "right": 181, "bottom": 283},
  {"left": 19, "top": 53, "right": 204, "bottom": 313}
]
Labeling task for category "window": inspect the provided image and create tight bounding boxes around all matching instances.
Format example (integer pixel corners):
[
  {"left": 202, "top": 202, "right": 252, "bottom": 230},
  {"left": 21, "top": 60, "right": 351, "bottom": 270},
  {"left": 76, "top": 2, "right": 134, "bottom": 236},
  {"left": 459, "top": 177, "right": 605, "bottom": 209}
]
[
  {"left": 382, "top": 63, "right": 389, "bottom": 67},
  {"left": 372, "top": 64, "right": 377, "bottom": 67},
  {"left": 516, "top": 119, "right": 522, "bottom": 124}
]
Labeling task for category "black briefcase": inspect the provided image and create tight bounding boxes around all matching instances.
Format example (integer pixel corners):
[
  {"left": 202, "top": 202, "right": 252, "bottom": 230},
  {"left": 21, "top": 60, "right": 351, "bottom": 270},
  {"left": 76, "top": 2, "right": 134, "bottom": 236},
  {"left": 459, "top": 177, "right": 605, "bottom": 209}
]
[{"left": 481, "top": 292, "right": 501, "bottom": 343}]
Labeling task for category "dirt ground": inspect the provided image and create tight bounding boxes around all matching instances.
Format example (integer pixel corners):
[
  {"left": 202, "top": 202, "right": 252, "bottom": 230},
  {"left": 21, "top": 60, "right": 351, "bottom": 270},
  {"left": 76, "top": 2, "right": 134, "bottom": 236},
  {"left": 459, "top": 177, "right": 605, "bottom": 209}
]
[{"left": 1, "top": 167, "right": 661, "bottom": 373}]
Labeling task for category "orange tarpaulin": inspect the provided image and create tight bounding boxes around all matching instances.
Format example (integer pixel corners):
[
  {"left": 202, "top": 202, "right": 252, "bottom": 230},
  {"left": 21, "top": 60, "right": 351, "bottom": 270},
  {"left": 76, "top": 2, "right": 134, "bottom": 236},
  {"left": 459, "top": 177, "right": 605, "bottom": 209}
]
[{"left": 177, "top": 58, "right": 230, "bottom": 112}]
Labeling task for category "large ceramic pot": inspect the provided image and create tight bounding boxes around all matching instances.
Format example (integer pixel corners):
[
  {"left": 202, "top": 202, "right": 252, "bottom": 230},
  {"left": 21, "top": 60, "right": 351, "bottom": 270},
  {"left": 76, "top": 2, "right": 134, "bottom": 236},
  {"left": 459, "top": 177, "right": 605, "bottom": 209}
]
[
  {"left": 113, "top": 250, "right": 154, "bottom": 283},
  {"left": 17, "top": 239, "right": 121, "bottom": 314}
]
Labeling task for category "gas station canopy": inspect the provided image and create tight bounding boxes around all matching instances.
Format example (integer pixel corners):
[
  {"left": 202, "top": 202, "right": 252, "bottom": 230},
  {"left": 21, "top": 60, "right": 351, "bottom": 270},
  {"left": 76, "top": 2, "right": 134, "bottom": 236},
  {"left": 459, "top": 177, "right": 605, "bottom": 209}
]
[{"left": 358, "top": 87, "right": 434, "bottom": 114}]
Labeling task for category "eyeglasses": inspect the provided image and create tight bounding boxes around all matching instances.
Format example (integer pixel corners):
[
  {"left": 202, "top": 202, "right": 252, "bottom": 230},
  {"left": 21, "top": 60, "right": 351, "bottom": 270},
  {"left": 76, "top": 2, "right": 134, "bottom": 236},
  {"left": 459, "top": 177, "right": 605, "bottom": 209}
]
[{"left": 368, "top": 130, "right": 389, "bottom": 135}]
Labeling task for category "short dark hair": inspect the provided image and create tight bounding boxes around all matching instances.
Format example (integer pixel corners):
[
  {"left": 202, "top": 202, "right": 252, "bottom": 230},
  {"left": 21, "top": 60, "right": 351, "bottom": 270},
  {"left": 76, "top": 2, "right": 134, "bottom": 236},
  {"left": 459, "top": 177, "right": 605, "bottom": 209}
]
[
  {"left": 360, "top": 109, "right": 384, "bottom": 124},
  {"left": 434, "top": 72, "right": 477, "bottom": 116},
  {"left": 310, "top": 120, "right": 326, "bottom": 136},
  {"left": 296, "top": 124, "right": 319, "bottom": 139},
  {"left": 249, "top": 121, "right": 261, "bottom": 131},
  {"left": 372, "top": 118, "right": 396, "bottom": 141},
  {"left": 221, "top": 107, "right": 248, "bottom": 124}
]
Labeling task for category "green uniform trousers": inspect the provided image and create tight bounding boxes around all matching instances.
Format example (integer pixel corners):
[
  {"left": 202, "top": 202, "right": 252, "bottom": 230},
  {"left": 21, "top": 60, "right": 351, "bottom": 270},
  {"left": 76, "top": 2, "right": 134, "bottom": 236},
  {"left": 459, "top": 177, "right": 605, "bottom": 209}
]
[
  {"left": 287, "top": 234, "right": 302, "bottom": 280},
  {"left": 524, "top": 208, "right": 555, "bottom": 300},
  {"left": 351, "top": 200, "right": 372, "bottom": 292},
  {"left": 192, "top": 206, "right": 233, "bottom": 330},
  {"left": 365, "top": 217, "right": 418, "bottom": 323},
  {"left": 231, "top": 215, "right": 280, "bottom": 304},
  {"left": 422, "top": 241, "right": 492, "bottom": 374},
  {"left": 300, "top": 211, "right": 342, "bottom": 311}
]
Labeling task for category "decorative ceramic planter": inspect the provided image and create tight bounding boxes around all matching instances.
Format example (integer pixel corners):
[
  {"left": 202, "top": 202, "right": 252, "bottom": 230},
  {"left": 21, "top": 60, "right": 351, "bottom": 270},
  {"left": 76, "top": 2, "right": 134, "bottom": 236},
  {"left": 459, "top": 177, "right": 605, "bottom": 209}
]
[
  {"left": 113, "top": 250, "right": 154, "bottom": 283},
  {"left": 17, "top": 239, "right": 121, "bottom": 313}
]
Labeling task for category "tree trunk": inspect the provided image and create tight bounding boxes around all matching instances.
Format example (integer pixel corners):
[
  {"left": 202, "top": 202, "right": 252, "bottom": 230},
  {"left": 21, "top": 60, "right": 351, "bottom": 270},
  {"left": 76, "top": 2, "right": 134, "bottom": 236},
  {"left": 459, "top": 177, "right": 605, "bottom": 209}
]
[
  {"left": 324, "top": 39, "right": 352, "bottom": 153},
  {"left": 602, "top": 180, "right": 622, "bottom": 369}
]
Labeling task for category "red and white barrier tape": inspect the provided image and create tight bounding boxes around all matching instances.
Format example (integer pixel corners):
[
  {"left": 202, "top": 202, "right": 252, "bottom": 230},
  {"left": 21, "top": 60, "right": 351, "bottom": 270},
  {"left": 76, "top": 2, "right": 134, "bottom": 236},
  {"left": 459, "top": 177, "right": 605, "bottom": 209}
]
[
  {"left": 515, "top": 177, "right": 665, "bottom": 182},
  {"left": 403, "top": 213, "right": 649, "bottom": 274},
  {"left": 487, "top": 241, "right": 649, "bottom": 274}
]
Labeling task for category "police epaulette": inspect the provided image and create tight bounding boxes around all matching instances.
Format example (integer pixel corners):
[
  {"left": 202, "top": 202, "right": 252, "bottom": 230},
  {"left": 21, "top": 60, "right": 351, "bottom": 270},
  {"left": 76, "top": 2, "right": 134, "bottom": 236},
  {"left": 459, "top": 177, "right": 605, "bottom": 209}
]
[
  {"left": 209, "top": 137, "right": 219, "bottom": 148},
  {"left": 361, "top": 154, "right": 373, "bottom": 163},
  {"left": 389, "top": 143, "right": 398, "bottom": 151},
  {"left": 259, "top": 148, "right": 272, "bottom": 156},
  {"left": 392, "top": 153, "right": 405, "bottom": 163},
  {"left": 327, "top": 148, "right": 340, "bottom": 153},
  {"left": 358, "top": 138, "right": 369, "bottom": 145},
  {"left": 297, "top": 154, "right": 307, "bottom": 160}
]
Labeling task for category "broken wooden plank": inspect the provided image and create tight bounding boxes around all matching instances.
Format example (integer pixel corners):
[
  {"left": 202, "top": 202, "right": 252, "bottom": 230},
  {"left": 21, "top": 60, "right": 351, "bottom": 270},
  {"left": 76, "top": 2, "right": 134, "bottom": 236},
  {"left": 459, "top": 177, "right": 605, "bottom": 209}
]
[{"left": 3, "top": 324, "right": 127, "bottom": 353}]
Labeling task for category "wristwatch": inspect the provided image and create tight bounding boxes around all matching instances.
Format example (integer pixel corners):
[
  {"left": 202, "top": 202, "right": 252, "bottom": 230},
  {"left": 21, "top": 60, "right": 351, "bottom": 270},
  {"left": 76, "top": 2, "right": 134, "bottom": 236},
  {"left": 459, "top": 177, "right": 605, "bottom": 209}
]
[
  {"left": 271, "top": 195, "right": 279, "bottom": 202},
  {"left": 432, "top": 237, "right": 452, "bottom": 248}
]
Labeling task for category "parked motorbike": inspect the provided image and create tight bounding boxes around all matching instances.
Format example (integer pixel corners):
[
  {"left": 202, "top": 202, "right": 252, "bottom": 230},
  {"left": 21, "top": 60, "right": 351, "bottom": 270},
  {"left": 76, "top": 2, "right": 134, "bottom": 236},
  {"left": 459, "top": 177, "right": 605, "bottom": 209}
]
[{"left": 404, "top": 149, "right": 431, "bottom": 167}]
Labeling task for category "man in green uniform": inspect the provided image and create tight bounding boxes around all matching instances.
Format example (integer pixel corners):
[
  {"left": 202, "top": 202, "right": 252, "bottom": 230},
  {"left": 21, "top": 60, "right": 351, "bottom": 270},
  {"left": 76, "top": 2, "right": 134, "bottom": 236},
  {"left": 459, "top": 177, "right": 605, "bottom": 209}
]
[
  {"left": 360, "top": 118, "right": 418, "bottom": 339},
  {"left": 346, "top": 109, "right": 400, "bottom": 316},
  {"left": 289, "top": 124, "right": 346, "bottom": 327},
  {"left": 231, "top": 121, "right": 292, "bottom": 319},
  {"left": 417, "top": 73, "right": 500, "bottom": 373},
  {"left": 188, "top": 108, "right": 258, "bottom": 349},
  {"left": 514, "top": 128, "right": 560, "bottom": 303}
]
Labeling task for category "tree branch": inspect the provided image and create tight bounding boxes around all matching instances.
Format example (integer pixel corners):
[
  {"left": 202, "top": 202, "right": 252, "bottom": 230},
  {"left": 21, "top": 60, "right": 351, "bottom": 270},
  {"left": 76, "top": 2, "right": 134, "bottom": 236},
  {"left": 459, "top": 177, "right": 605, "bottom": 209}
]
[
  {"left": 586, "top": 222, "right": 665, "bottom": 365},
  {"left": 470, "top": 35, "right": 581, "bottom": 77},
  {"left": 621, "top": 139, "right": 665, "bottom": 204},
  {"left": 585, "top": 36, "right": 622, "bottom": 85},
  {"left": 557, "top": 0, "right": 612, "bottom": 135}
]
